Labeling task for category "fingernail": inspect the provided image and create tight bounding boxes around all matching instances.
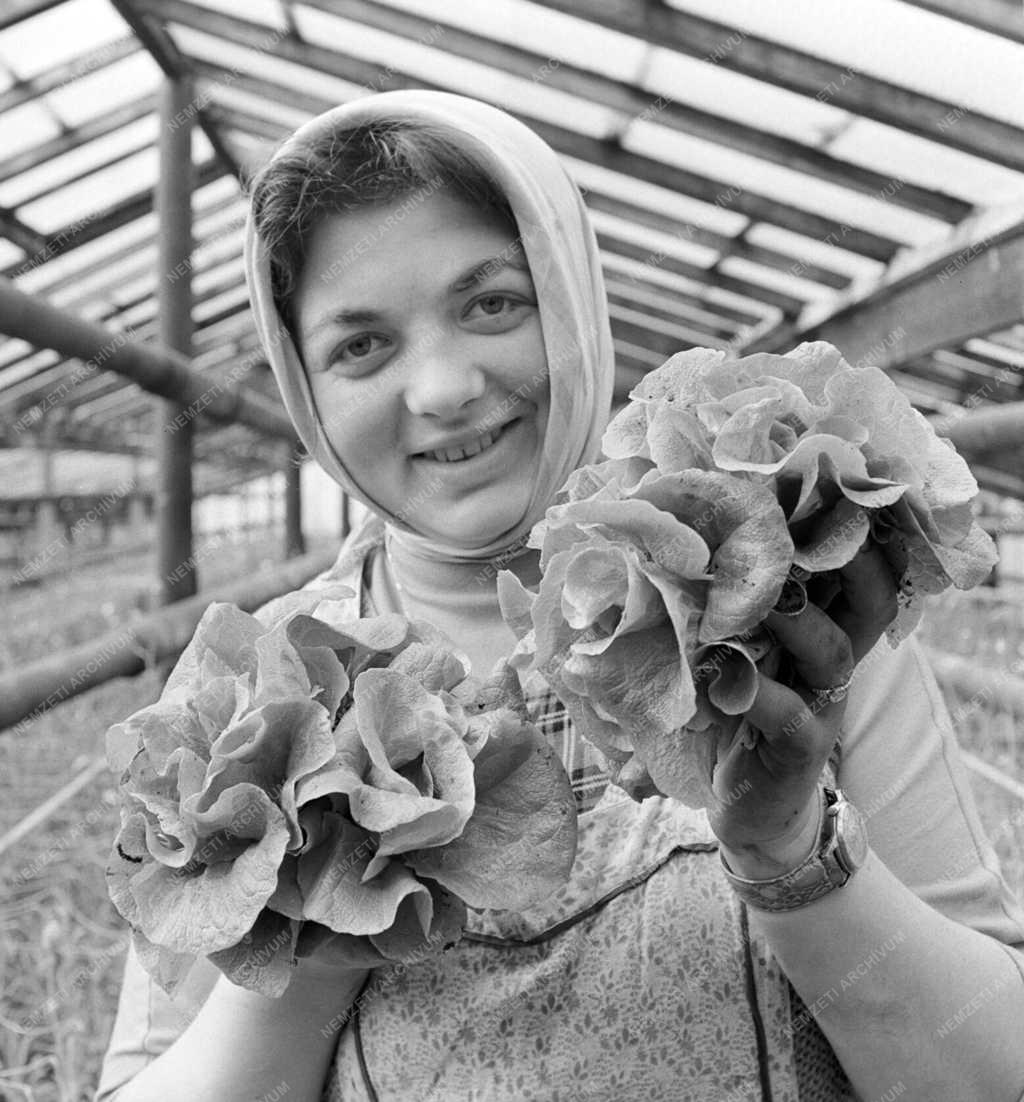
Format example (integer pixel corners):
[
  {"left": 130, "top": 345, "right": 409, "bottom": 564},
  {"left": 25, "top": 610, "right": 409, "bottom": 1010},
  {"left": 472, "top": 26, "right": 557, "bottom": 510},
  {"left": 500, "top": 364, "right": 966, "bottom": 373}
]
[{"left": 772, "top": 577, "right": 808, "bottom": 617}]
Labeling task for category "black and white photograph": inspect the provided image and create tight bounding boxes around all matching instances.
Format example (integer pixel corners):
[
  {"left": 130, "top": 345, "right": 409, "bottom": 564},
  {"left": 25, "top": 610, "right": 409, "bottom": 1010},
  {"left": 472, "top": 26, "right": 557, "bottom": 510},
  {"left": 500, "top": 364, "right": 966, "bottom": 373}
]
[{"left": 1, "top": 2, "right": 1023, "bottom": 1099}]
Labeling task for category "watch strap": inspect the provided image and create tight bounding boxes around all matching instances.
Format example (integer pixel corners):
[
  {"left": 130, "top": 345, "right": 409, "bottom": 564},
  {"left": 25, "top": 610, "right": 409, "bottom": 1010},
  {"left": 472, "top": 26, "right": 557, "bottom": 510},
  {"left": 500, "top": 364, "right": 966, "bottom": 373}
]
[{"left": 720, "top": 787, "right": 863, "bottom": 913}]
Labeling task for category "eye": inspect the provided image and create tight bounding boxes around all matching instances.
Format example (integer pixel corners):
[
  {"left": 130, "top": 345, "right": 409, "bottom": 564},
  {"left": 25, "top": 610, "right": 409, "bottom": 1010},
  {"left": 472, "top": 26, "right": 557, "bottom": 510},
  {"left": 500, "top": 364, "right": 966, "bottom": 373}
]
[
  {"left": 330, "top": 333, "right": 390, "bottom": 367},
  {"left": 465, "top": 292, "right": 534, "bottom": 329},
  {"left": 475, "top": 294, "right": 512, "bottom": 316}
]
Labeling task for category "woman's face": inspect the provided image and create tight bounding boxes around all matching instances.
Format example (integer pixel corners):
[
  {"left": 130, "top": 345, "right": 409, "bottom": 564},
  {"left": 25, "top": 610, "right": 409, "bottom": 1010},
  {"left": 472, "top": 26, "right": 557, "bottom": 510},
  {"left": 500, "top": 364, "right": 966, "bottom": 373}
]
[{"left": 293, "top": 188, "right": 550, "bottom": 548}]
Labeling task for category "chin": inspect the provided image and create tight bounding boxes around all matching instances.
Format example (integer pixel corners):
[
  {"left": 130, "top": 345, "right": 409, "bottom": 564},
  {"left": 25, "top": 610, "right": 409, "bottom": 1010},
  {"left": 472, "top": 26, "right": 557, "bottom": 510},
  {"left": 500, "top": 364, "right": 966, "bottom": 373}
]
[{"left": 420, "top": 508, "right": 529, "bottom": 551}]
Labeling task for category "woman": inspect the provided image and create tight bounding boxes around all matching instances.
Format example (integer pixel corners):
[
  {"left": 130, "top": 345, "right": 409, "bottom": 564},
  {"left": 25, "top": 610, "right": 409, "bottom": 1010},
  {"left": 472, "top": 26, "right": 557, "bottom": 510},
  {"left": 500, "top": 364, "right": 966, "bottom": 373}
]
[{"left": 97, "top": 91, "right": 1024, "bottom": 1102}]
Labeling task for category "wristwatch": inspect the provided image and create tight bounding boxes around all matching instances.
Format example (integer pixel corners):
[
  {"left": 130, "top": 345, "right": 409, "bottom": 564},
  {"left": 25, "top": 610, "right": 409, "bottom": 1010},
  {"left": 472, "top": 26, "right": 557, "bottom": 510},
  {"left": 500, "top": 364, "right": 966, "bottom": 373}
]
[{"left": 720, "top": 786, "right": 869, "bottom": 912}]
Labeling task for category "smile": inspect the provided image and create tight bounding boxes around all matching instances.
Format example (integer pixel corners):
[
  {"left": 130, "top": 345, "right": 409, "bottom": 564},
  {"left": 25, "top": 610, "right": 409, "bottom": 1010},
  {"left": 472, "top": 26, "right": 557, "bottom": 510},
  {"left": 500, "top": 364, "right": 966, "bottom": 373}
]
[{"left": 418, "top": 419, "right": 520, "bottom": 464}]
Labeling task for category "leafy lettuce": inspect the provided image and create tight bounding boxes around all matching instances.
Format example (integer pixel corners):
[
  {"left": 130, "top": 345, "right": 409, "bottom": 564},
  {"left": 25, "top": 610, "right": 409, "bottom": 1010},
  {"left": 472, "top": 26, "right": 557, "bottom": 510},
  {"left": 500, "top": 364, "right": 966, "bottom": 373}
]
[
  {"left": 107, "top": 587, "right": 577, "bottom": 996},
  {"left": 499, "top": 342, "right": 996, "bottom": 808}
]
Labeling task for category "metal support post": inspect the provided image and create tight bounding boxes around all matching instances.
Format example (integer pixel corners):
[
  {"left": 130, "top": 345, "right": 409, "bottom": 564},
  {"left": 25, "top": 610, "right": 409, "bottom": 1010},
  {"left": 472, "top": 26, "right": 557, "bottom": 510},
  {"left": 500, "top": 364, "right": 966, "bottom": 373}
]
[
  {"left": 284, "top": 446, "right": 305, "bottom": 558},
  {"left": 156, "top": 75, "right": 196, "bottom": 604}
]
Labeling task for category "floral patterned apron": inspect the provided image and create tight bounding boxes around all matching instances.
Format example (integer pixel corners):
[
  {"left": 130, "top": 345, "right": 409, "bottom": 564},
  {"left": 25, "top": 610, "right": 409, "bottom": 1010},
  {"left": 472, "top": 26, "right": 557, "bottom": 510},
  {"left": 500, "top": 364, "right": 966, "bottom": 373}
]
[{"left": 275, "top": 520, "right": 855, "bottom": 1102}]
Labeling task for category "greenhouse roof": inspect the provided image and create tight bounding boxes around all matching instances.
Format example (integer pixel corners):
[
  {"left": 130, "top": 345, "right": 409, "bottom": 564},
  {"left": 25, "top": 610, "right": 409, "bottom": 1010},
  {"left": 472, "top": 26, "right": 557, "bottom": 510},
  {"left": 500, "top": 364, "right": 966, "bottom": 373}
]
[{"left": 0, "top": 0, "right": 1022, "bottom": 495}]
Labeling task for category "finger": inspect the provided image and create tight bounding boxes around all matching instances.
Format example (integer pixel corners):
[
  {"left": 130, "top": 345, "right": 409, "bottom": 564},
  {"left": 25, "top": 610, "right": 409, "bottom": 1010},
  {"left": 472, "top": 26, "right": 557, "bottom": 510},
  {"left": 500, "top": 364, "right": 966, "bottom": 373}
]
[
  {"left": 764, "top": 601, "right": 854, "bottom": 693},
  {"left": 745, "top": 673, "right": 838, "bottom": 766},
  {"left": 828, "top": 542, "right": 899, "bottom": 661}
]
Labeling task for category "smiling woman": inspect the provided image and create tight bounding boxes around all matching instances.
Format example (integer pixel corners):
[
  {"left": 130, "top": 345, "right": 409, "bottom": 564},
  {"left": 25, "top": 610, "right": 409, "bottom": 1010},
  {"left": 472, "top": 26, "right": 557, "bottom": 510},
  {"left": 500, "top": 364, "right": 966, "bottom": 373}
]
[
  {"left": 96, "top": 91, "right": 1024, "bottom": 1102},
  {"left": 294, "top": 193, "right": 550, "bottom": 551},
  {"left": 242, "top": 108, "right": 611, "bottom": 569}
]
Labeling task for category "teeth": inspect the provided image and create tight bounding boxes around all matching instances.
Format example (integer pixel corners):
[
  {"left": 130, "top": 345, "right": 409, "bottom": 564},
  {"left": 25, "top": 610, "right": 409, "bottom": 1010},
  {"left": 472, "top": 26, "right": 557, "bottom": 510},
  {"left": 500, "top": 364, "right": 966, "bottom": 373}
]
[{"left": 426, "top": 424, "right": 505, "bottom": 463}]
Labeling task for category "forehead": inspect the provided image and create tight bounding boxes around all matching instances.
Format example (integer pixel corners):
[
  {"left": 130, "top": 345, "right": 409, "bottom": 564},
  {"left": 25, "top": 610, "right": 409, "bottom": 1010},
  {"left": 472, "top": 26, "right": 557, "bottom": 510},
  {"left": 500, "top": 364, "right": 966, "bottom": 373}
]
[{"left": 297, "top": 190, "right": 525, "bottom": 302}]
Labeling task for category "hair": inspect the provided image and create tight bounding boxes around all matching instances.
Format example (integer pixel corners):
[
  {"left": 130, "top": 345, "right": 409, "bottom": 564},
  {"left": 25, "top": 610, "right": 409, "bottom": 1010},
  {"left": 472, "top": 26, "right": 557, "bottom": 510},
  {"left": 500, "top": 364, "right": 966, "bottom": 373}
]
[{"left": 248, "top": 118, "right": 518, "bottom": 333}]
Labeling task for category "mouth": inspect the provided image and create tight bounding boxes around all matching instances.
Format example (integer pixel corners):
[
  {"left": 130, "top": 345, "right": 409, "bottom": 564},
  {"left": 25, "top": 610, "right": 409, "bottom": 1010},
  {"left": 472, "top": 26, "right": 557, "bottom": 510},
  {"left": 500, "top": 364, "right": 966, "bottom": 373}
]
[{"left": 414, "top": 418, "right": 521, "bottom": 464}]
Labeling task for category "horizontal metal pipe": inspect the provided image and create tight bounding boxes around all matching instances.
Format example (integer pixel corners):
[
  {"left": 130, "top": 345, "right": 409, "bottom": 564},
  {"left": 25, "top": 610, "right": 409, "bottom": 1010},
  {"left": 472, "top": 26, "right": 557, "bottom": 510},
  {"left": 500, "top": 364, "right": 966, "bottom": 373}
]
[
  {"left": 933, "top": 402, "right": 1024, "bottom": 458},
  {"left": 0, "top": 276, "right": 296, "bottom": 443},
  {"left": 0, "top": 547, "right": 337, "bottom": 734}
]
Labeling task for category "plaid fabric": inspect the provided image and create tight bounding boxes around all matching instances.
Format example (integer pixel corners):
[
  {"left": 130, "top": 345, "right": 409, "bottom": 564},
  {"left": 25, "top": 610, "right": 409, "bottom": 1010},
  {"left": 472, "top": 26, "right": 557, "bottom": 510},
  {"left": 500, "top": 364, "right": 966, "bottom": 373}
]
[
  {"left": 361, "top": 578, "right": 610, "bottom": 813},
  {"left": 524, "top": 683, "right": 610, "bottom": 814}
]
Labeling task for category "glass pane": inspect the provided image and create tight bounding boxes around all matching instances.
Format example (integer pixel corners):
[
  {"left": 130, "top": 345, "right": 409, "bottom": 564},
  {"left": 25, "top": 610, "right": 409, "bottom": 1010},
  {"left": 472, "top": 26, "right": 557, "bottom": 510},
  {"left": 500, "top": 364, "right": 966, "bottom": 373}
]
[
  {"left": 666, "top": 0, "right": 1024, "bottom": 128},
  {"left": 200, "top": 81, "right": 309, "bottom": 132},
  {"left": 44, "top": 50, "right": 161, "bottom": 128},
  {"left": 718, "top": 254, "right": 831, "bottom": 301},
  {"left": 0, "top": 238, "right": 25, "bottom": 269},
  {"left": 355, "top": 0, "right": 649, "bottom": 82},
  {"left": 744, "top": 223, "right": 884, "bottom": 281},
  {"left": 642, "top": 44, "right": 849, "bottom": 148},
  {"left": 601, "top": 251, "right": 777, "bottom": 320},
  {"left": 18, "top": 147, "right": 158, "bottom": 234},
  {"left": 566, "top": 155, "right": 748, "bottom": 235},
  {"left": 0, "top": 101, "right": 60, "bottom": 162},
  {"left": 828, "top": 120, "right": 1024, "bottom": 207},
  {"left": 169, "top": 23, "right": 360, "bottom": 105},
  {"left": 626, "top": 119, "right": 950, "bottom": 246},
  {"left": 188, "top": 0, "right": 287, "bottom": 31},
  {"left": 16, "top": 212, "right": 156, "bottom": 294},
  {"left": 589, "top": 208, "right": 720, "bottom": 267},
  {"left": 0, "top": 0, "right": 126, "bottom": 80},
  {"left": 0, "top": 116, "right": 154, "bottom": 208},
  {"left": 293, "top": 5, "right": 619, "bottom": 136}
]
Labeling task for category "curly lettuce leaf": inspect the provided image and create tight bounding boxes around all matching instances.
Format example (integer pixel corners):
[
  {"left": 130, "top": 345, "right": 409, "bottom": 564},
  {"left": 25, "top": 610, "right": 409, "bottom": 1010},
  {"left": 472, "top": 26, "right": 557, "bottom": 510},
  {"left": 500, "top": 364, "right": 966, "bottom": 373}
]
[{"left": 406, "top": 715, "right": 577, "bottom": 911}]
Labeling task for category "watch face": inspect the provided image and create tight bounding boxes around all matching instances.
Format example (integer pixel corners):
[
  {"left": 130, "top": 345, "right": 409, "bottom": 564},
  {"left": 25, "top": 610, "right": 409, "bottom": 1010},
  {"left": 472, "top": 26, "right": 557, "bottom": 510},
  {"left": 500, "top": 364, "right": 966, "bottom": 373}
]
[{"left": 835, "top": 801, "right": 869, "bottom": 871}]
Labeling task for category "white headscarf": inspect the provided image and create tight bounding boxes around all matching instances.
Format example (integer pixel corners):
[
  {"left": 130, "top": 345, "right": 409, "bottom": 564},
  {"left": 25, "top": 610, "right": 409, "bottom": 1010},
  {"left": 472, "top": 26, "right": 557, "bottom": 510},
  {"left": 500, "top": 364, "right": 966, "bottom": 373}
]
[{"left": 244, "top": 90, "right": 614, "bottom": 564}]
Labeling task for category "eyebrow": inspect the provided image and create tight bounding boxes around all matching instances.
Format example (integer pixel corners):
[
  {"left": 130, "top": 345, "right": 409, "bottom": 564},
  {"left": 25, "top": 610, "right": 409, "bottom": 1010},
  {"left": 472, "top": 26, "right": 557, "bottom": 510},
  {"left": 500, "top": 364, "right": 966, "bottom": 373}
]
[
  {"left": 306, "top": 249, "right": 532, "bottom": 341},
  {"left": 450, "top": 250, "right": 530, "bottom": 291}
]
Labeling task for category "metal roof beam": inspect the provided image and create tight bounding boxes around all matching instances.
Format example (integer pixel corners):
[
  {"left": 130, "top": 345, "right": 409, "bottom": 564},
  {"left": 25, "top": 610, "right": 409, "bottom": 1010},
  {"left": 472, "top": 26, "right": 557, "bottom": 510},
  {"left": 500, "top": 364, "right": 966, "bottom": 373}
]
[
  {"left": 929, "top": 348, "right": 1024, "bottom": 390},
  {"left": 0, "top": 0, "right": 62, "bottom": 32},
  {"left": 0, "top": 209, "right": 46, "bottom": 257},
  {"left": 0, "top": 97, "right": 156, "bottom": 187},
  {"left": 201, "top": 103, "right": 284, "bottom": 144},
  {"left": 2, "top": 158, "right": 225, "bottom": 280},
  {"left": 603, "top": 279, "right": 737, "bottom": 341},
  {"left": 742, "top": 208, "right": 1024, "bottom": 371},
  {"left": 601, "top": 258, "right": 763, "bottom": 326},
  {"left": 199, "top": 82, "right": 842, "bottom": 302},
  {"left": 0, "top": 419, "right": 149, "bottom": 454},
  {"left": 598, "top": 230, "right": 805, "bottom": 315},
  {"left": 191, "top": 48, "right": 860, "bottom": 285},
  {"left": 540, "top": 0, "right": 1024, "bottom": 173},
  {"left": 10, "top": 132, "right": 154, "bottom": 213},
  {"left": 899, "top": 0, "right": 1024, "bottom": 46},
  {"left": 886, "top": 358, "right": 977, "bottom": 403},
  {"left": 8, "top": 190, "right": 241, "bottom": 305},
  {"left": 527, "top": 118, "right": 901, "bottom": 263},
  {"left": 961, "top": 343, "right": 1024, "bottom": 377},
  {"left": 886, "top": 371, "right": 957, "bottom": 411},
  {"left": 2, "top": 294, "right": 259, "bottom": 417},
  {"left": 0, "top": 35, "right": 141, "bottom": 114},
  {"left": 935, "top": 402, "right": 1024, "bottom": 457},
  {"left": 0, "top": 277, "right": 293, "bottom": 441},
  {"left": 971, "top": 465, "right": 1024, "bottom": 500},
  {"left": 300, "top": 0, "right": 970, "bottom": 224},
  {"left": 585, "top": 189, "right": 851, "bottom": 290},
  {"left": 108, "top": 0, "right": 244, "bottom": 183},
  {"left": 145, "top": 7, "right": 903, "bottom": 260},
  {"left": 610, "top": 305, "right": 727, "bottom": 354}
]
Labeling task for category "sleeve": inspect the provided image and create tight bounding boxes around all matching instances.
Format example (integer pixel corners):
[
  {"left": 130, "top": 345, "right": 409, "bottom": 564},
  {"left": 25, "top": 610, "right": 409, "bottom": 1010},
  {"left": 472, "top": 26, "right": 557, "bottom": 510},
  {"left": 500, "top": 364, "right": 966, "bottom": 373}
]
[
  {"left": 94, "top": 945, "right": 220, "bottom": 1101},
  {"left": 839, "top": 633, "right": 1024, "bottom": 968}
]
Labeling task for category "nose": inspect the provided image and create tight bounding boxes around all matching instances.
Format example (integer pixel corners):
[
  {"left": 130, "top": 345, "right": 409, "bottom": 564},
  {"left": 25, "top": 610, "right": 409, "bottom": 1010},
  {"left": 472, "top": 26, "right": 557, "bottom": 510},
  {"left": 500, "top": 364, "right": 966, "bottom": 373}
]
[{"left": 401, "top": 327, "right": 486, "bottom": 418}]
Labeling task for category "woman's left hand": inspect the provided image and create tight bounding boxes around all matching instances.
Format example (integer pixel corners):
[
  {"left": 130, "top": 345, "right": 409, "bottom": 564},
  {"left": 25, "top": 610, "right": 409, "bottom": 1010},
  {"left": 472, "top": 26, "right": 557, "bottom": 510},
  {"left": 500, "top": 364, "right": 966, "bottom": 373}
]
[{"left": 707, "top": 542, "right": 899, "bottom": 876}]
